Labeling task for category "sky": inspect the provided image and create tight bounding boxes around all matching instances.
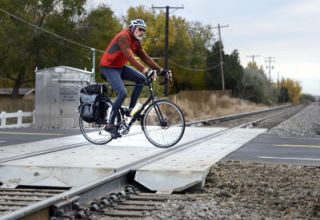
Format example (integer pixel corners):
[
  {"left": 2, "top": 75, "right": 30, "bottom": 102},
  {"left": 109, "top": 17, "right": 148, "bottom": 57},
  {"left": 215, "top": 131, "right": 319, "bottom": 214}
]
[{"left": 87, "top": 0, "right": 320, "bottom": 96}]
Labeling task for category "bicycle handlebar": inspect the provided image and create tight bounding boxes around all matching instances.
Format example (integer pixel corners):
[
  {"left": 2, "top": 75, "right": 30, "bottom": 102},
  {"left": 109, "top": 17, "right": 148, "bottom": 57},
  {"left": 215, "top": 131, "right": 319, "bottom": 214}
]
[{"left": 146, "top": 69, "right": 172, "bottom": 84}]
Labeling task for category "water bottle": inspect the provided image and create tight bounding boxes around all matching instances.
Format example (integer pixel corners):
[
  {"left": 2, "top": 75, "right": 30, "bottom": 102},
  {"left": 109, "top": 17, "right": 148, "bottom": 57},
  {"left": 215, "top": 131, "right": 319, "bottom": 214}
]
[{"left": 130, "top": 103, "right": 142, "bottom": 117}]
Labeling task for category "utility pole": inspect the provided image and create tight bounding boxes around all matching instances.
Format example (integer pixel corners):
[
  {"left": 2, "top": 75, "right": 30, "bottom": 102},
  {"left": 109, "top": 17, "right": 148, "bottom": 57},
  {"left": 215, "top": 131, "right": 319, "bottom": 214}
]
[
  {"left": 277, "top": 72, "right": 280, "bottom": 99},
  {"left": 152, "top": 5, "right": 184, "bottom": 96},
  {"left": 91, "top": 48, "right": 96, "bottom": 82},
  {"left": 246, "top": 54, "right": 260, "bottom": 68},
  {"left": 212, "top": 24, "right": 229, "bottom": 91},
  {"left": 264, "top": 57, "right": 276, "bottom": 81}
]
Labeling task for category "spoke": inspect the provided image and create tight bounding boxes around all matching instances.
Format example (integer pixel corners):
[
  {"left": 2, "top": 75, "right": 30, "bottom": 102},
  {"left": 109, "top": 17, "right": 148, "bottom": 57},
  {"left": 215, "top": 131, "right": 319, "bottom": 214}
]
[{"left": 143, "top": 101, "right": 185, "bottom": 148}]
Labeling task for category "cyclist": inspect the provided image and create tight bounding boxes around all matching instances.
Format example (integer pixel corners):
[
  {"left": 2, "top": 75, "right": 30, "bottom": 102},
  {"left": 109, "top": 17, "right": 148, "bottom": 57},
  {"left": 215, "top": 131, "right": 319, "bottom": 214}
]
[{"left": 100, "top": 19, "right": 168, "bottom": 137}]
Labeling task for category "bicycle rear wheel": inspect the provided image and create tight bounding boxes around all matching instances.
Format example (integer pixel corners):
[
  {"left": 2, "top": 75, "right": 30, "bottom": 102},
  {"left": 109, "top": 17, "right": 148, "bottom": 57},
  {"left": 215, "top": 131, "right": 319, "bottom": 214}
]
[
  {"left": 142, "top": 100, "right": 185, "bottom": 148},
  {"left": 79, "top": 100, "right": 114, "bottom": 145}
]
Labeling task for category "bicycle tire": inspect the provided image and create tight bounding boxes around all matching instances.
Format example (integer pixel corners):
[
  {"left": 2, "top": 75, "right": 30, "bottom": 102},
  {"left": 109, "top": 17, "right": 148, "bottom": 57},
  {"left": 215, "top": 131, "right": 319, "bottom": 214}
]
[
  {"left": 79, "top": 100, "right": 117, "bottom": 145},
  {"left": 142, "top": 100, "right": 185, "bottom": 148}
]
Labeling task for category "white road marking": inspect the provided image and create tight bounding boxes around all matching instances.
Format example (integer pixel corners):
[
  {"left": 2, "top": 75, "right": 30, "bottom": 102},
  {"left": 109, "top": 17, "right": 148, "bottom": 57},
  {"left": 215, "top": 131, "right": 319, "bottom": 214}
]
[
  {"left": 0, "top": 131, "right": 62, "bottom": 136},
  {"left": 274, "top": 144, "right": 320, "bottom": 148},
  {"left": 259, "top": 156, "right": 320, "bottom": 161},
  {"left": 277, "top": 136, "right": 320, "bottom": 140}
]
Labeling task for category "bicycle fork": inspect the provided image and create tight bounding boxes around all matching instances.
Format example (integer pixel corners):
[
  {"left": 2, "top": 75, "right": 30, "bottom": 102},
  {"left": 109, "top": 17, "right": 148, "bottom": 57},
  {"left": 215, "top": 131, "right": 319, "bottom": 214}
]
[{"left": 153, "top": 102, "right": 169, "bottom": 128}]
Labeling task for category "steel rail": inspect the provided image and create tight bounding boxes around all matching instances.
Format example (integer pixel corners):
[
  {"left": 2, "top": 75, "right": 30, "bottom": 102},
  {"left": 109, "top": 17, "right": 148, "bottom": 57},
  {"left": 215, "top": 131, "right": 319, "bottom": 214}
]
[
  {"left": 238, "top": 104, "right": 305, "bottom": 128},
  {"left": 186, "top": 104, "right": 291, "bottom": 126},
  {"left": 254, "top": 105, "right": 305, "bottom": 128}
]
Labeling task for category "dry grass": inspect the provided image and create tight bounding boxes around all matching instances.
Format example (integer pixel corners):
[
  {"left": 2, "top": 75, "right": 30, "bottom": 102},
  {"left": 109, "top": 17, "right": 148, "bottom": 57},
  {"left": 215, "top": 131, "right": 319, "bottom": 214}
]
[
  {"left": 0, "top": 92, "right": 268, "bottom": 124},
  {"left": 172, "top": 93, "right": 268, "bottom": 122}
]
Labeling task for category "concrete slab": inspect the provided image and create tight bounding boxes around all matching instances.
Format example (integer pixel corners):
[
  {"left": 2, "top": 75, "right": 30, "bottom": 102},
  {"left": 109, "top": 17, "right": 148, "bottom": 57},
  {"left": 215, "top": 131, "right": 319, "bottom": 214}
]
[
  {"left": 0, "top": 126, "right": 225, "bottom": 188},
  {"left": 0, "top": 126, "right": 143, "bottom": 160},
  {"left": 135, "top": 128, "right": 267, "bottom": 192},
  {"left": 0, "top": 134, "right": 86, "bottom": 160}
]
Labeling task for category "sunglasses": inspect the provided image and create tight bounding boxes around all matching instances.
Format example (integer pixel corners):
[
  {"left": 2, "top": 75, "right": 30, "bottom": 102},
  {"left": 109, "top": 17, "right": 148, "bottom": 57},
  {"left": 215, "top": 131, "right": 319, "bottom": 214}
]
[{"left": 138, "top": 27, "right": 146, "bottom": 32}]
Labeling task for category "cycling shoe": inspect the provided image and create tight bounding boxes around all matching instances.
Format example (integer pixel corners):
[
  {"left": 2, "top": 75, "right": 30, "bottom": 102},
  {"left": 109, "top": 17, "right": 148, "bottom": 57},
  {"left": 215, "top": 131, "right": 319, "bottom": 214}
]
[{"left": 105, "top": 123, "right": 121, "bottom": 139}]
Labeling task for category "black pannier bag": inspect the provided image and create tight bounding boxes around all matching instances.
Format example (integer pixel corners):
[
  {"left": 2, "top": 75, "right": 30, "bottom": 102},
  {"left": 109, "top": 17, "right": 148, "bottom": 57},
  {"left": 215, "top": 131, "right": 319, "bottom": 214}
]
[
  {"left": 79, "top": 84, "right": 108, "bottom": 123},
  {"left": 79, "top": 93, "right": 99, "bottom": 123}
]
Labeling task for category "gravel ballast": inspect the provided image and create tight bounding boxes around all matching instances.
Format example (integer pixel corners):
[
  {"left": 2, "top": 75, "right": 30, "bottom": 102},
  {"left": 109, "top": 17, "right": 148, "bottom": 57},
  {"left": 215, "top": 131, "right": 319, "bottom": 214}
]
[
  {"left": 145, "top": 161, "right": 320, "bottom": 219},
  {"left": 268, "top": 102, "right": 320, "bottom": 137},
  {"left": 143, "top": 102, "right": 320, "bottom": 219},
  {"left": 99, "top": 102, "right": 320, "bottom": 219}
]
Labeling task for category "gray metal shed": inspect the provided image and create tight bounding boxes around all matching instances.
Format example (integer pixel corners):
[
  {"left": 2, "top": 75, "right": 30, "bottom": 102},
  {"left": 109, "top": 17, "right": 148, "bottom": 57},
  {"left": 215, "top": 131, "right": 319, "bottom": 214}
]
[{"left": 35, "top": 66, "right": 93, "bottom": 128}]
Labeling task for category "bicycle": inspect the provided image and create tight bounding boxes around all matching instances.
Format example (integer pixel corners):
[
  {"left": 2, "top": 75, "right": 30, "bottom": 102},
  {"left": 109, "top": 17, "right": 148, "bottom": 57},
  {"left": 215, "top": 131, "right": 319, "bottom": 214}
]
[{"left": 79, "top": 73, "right": 185, "bottom": 148}]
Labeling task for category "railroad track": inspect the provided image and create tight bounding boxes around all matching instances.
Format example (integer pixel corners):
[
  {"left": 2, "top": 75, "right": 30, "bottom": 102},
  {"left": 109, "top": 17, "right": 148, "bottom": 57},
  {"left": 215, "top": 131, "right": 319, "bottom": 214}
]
[
  {"left": 0, "top": 104, "right": 305, "bottom": 219},
  {"left": 196, "top": 104, "right": 305, "bottom": 129},
  {"left": 0, "top": 188, "right": 65, "bottom": 218},
  {"left": 0, "top": 104, "right": 298, "bottom": 165},
  {"left": 76, "top": 186, "right": 195, "bottom": 219}
]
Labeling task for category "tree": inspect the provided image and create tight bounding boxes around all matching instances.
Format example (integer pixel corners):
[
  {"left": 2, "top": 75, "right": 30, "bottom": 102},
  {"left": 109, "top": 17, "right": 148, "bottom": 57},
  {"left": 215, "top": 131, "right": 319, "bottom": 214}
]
[
  {"left": 80, "top": 5, "right": 122, "bottom": 81},
  {"left": 0, "top": 0, "right": 86, "bottom": 98},
  {"left": 206, "top": 44, "right": 243, "bottom": 93},
  {"left": 279, "top": 78, "right": 302, "bottom": 104},
  {"left": 238, "top": 66, "right": 276, "bottom": 104},
  {"left": 205, "top": 41, "right": 221, "bottom": 90},
  {"left": 300, "top": 93, "right": 315, "bottom": 103},
  {"left": 222, "top": 49, "right": 243, "bottom": 95},
  {"left": 164, "top": 19, "right": 211, "bottom": 91}
]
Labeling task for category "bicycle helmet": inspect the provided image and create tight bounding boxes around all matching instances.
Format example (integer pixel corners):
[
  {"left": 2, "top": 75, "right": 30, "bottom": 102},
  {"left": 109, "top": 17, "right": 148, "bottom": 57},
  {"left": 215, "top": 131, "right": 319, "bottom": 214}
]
[{"left": 128, "top": 19, "right": 147, "bottom": 31}]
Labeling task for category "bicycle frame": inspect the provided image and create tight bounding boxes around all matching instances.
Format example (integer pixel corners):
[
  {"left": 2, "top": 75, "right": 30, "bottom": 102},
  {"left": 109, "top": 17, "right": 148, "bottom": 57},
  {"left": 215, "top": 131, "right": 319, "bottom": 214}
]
[
  {"left": 79, "top": 74, "right": 185, "bottom": 147},
  {"left": 123, "top": 77, "right": 166, "bottom": 129}
]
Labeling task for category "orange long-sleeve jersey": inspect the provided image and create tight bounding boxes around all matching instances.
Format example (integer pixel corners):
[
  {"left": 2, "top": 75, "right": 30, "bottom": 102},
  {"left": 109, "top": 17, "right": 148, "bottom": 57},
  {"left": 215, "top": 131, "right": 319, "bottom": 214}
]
[{"left": 100, "top": 29, "right": 160, "bottom": 72}]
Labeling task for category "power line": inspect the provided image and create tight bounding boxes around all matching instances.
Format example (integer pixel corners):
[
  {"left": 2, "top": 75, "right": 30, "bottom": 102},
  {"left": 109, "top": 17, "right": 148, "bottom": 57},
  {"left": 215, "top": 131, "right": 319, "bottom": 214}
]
[
  {"left": 0, "top": 7, "right": 100, "bottom": 52},
  {"left": 207, "top": 50, "right": 222, "bottom": 58},
  {"left": 169, "top": 60, "right": 221, "bottom": 71},
  {"left": 0, "top": 7, "right": 105, "bottom": 78}
]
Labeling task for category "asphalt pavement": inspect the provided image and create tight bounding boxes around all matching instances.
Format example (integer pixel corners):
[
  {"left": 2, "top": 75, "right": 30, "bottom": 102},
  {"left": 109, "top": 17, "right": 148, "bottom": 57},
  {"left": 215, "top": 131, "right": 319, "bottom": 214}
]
[
  {"left": 0, "top": 127, "right": 81, "bottom": 147},
  {"left": 226, "top": 134, "right": 320, "bottom": 166}
]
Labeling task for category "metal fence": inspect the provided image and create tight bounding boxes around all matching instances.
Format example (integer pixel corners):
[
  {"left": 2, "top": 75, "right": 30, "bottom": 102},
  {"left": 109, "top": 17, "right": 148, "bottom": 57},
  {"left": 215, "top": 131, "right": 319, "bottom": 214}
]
[{"left": 0, "top": 110, "right": 35, "bottom": 128}]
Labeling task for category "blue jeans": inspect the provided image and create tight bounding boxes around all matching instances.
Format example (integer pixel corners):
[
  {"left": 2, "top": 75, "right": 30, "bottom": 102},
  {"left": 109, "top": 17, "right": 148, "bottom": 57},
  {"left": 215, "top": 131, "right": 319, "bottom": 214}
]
[{"left": 101, "top": 66, "right": 146, "bottom": 124}]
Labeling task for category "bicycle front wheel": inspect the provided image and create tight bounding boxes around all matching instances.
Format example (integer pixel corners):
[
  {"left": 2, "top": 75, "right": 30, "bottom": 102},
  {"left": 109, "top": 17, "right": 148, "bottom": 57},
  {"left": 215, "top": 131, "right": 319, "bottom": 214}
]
[{"left": 142, "top": 100, "right": 185, "bottom": 148}]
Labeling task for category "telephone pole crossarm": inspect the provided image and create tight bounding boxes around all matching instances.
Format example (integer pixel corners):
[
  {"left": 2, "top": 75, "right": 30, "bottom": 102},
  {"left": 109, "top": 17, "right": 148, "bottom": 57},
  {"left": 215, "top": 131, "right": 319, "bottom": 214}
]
[
  {"left": 265, "top": 57, "right": 276, "bottom": 81},
  {"left": 246, "top": 54, "right": 260, "bottom": 66}
]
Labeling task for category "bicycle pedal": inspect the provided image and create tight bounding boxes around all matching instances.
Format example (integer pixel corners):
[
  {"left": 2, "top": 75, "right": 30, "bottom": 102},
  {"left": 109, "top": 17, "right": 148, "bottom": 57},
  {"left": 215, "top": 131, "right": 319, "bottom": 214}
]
[{"left": 111, "top": 132, "right": 121, "bottom": 139}]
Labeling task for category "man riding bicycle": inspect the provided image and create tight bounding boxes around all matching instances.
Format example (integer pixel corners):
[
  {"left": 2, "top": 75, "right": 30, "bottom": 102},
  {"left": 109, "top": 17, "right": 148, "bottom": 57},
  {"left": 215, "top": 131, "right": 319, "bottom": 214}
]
[{"left": 100, "top": 19, "right": 170, "bottom": 137}]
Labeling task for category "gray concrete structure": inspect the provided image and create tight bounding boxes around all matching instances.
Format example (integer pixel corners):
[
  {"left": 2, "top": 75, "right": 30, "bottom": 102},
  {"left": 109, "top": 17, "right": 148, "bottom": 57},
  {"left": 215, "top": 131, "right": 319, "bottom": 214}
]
[{"left": 35, "top": 66, "right": 93, "bottom": 129}]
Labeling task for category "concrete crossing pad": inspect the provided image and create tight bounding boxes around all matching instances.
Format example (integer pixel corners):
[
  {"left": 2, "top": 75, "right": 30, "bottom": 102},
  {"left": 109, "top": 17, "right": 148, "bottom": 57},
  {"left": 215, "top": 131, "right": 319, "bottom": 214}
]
[
  {"left": 135, "top": 128, "right": 266, "bottom": 193},
  {"left": 0, "top": 126, "right": 225, "bottom": 188}
]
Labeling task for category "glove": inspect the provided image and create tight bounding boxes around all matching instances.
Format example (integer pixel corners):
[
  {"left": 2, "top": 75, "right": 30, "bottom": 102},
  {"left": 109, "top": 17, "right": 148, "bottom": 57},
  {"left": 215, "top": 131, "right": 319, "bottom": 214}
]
[
  {"left": 159, "top": 69, "right": 172, "bottom": 81},
  {"left": 146, "top": 69, "right": 157, "bottom": 81}
]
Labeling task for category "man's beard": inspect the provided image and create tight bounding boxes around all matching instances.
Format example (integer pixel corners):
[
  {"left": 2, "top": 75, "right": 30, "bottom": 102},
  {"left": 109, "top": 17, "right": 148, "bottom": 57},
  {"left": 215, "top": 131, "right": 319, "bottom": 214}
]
[{"left": 134, "top": 33, "right": 143, "bottom": 41}]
